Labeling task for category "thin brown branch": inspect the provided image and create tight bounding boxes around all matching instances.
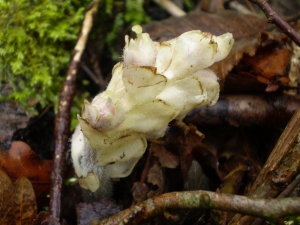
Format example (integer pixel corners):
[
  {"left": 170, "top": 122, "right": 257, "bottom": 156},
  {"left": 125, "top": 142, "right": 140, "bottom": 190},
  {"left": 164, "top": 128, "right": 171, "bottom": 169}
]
[
  {"left": 49, "top": 1, "right": 99, "bottom": 220},
  {"left": 249, "top": 0, "right": 300, "bottom": 46},
  {"left": 244, "top": 0, "right": 256, "bottom": 13},
  {"left": 89, "top": 50, "right": 107, "bottom": 91},
  {"left": 80, "top": 62, "right": 100, "bottom": 85},
  {"left": 277, "top": 174, "right": 300, "bottom": 198},
  {"left": 185, "top": 94, "right": 300, "bottom": 126},
  {"left": 93, "top": 191, "right": 300, "bottom": 225}
]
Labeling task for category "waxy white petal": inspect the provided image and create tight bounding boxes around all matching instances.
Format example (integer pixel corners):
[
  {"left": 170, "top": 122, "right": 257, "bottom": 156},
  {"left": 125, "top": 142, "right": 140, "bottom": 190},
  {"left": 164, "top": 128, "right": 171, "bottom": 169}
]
[
  {"left": 118, "top": 99, "right": 179, "bottom": 135},
  {"left": 162, "top": 30, "right": 218, "bottom": 80},
  {"left": 123, "top": 25, "right": 157, "bottom": 67},
  {"left": 72, "top": 24, "right": 234, "bottom": 191},
  {"left": 213, "top": 33, "right": 234, "bottom": 62},
  {"left": 193, "top": 69, "right": 220, "bottom": 106},
  {"left": 122, "top": 65, "right": 167, "bottom": 105}
]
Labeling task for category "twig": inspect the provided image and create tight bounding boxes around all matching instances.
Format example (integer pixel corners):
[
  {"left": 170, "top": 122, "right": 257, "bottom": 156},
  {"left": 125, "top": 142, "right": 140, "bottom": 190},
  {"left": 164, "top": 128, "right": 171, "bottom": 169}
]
[
  {"left": 245, "top": 173, "right": 300, "bottom": 225},
  {"left": 229, "top": 107, "right": 300, "bottom": 224},
  {"left": 80, "top": 62, "right": 101, "bottom": 85},
  {"left": 93, "top": 190, "right": 300, "bottom": 225},
  {"left": 249, "top": 0, "right": 300, "bottom": 46},
  {"left": 89, "top": 49, "right": 106, "bottom": 91},
  {"left": 277, "top": 173, "right": 300, "bottom": 198},
  {"left": 27, "top": 104, "right": 53, "bottom": 126},
  {"left": 152, "top": 0, "right": 186, "bottom": 17},
  {"left": 49, "top": 1, "right": 99, "bottom": 220},
  {"left": 228, "top": 1, "right": 256, "bottom": 15},
  {"left": 244, "top": 0, "right": 256, "bottom": 13},
  {"left": 185, "top": 94, "right": 300, "bottom": 126}
]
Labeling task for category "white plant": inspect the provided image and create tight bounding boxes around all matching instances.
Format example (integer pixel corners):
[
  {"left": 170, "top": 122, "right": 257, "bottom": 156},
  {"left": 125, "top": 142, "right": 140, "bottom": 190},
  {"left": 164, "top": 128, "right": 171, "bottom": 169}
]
[{"left": 71, "top": 25, "right": 234, "bottom": 195}]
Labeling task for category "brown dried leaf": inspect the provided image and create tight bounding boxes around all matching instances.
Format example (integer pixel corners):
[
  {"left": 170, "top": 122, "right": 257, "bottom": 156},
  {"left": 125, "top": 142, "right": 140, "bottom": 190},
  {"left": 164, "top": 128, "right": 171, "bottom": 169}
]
[
  {"left": 241, "top": 48, "right": 291, "bottom": 91},
  {"left": 131, "top": 182, "right": 150, "bottom": 203},
  {"left": 0, "top": 102, "right": 32, "bottom": 148},
  {"left": 0, "top": 141, "right": 53, "bottom": 202},
  {"left": 142, "top": 10, "right": 288, "bottom": 88},
  {"left": 0, "top": 169, "right": 36, "bottom": 225},
  {"left": 244, "top": 49, "right": 291, "bottom": 79},
  {"left": 77, "top": 200, "right": 121, "bottom": 225},
  {"left": 174, "top": 123, "right": 207, "bottom": 182},
  {"left": 184, "top": 160, "right": 210, "bottom": 191},
  {"left": 142, "top": 10, "right": 266, "bottom": 41},
  {"left": 147, "top": 161, "right": 165, "bottom": 198},
  {"left": 219, "top": 159, "right": 248, "bottom": 194},
  {"left": 150, "top": 143, "right": 179, "bottom": 169}
]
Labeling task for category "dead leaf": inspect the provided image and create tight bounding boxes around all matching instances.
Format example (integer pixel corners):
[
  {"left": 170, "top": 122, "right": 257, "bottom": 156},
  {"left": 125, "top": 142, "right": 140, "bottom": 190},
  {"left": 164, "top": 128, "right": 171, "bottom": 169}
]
[
  {"left": 150, "top": 143, "right": 179, "bottom": 169},
  {"left": 131, "top": 182, "right": 150, "bottom": 203},
  {"left": 219, "top": 158, "right": 249, "bottom": 194},
  {"left": 0, "top": 141, "right": 53, "bottom": 203},
  {"left": 0, "top": 169, "right": 36, "bottom": 225},
  {"left": 77, "top": 200, "right": 121, "bottom": 225},
  {"left": 245, "top": 49, "right": 291, "bottom": 79},
  {"left": 184, "top": 160, "right": 210, "bottom": 191},
  {"left": 242, "top": 48, "right": 291, "bottom": 91},
  {"left": 142, "top": 10, "right": 288, "bottom": 88},
  {"left": 0, "top": 102, "right": 32, "bottom": 148},
  {"left": 142, "top": 10, "right": 266, "bottom": 41},
  {"left": 174, "top": 123, "right": 208, "bottom": 182},
  {"left": 147, "top": 161, "right": 165, "bottom": 198}
]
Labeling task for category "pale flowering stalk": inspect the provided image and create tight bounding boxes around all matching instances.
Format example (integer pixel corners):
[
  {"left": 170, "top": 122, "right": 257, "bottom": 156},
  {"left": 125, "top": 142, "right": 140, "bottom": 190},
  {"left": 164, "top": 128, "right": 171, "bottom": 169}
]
[{"left": 71, "top": 25, "right": 234, "bottom": 195}]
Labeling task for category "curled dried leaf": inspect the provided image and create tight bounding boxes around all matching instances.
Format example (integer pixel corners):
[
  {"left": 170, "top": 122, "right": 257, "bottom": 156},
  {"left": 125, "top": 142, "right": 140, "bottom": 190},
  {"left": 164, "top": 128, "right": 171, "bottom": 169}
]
[
  {"left": 0, "top": 141, "right": 52, "bottom": 202},
  {"left": 0, "top": 169, "right": 36, "bottom": 225},
  {"left": 150, "top": 143, "right": 179, "bottom": 169},
  {"left": 147, "top": 161, "right": 165, "bottom": 198}
]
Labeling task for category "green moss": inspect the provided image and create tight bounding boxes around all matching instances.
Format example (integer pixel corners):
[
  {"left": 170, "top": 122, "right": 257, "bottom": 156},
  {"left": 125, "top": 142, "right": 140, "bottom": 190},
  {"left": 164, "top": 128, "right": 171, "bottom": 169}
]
[
  {"left": 0, "top": 0, "right": 88, "bottom": 114},
  {"left": 0, "top": 0, "right": 151, "bottom": 117}
]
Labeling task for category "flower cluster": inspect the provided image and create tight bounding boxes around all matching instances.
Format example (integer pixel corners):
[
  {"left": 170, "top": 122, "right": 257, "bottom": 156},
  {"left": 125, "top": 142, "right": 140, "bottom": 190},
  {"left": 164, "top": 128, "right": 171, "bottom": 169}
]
[{"left": 71, "top": 25, "right": 234, "bottom": 193}]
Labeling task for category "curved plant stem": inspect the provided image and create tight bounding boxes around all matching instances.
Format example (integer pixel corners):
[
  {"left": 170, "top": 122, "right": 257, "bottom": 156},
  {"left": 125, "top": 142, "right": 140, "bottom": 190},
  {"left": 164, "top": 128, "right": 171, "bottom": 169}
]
[
  {"left": 93, "top": 190, "right": 300, "bottom": 225},
  {"left": 49, "top": 1, "right": 99, "bottom": 220},
  {"left": 249, "top": 0, "right": 300, "bottom": 46}
]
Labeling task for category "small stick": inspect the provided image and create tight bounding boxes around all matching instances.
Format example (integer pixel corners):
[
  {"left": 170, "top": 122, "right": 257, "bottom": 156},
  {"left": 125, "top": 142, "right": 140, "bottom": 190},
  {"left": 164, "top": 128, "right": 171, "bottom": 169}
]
[
  {"left": 49, "top": 1, "right": 99, "bottom": 220},
  {"left": 152, "top": 0, "right": 186, "bottom": 17},
  {"left": 249, "top": 0, "right": 300, "bottom": 46},
  {"left": 277, "top": 173, "right": 300, "bottom": 198},
  {"left": 94, "top": 191, "right": 300, "bottom": 225},
  {"left": 81, "top": 62, "right": 101, "bottom": 85},
  {"left": 248, "top": 173, "right": 300, "bottom": 225}
]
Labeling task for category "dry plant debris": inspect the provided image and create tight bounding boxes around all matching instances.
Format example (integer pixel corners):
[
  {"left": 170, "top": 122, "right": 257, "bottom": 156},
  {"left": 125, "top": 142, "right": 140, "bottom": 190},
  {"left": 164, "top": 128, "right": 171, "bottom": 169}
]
[
  {"left": 241, "top": 48, "right": 291, "bottom": 92},
  {"left": 186, "top": 94, "right": 300, "bottom": 127},
  {"left": 2, "top": 1, "right": 300, "bottom": 225},
  {"left": 150, "top": 143, "right": 179, "bottom": 169},
  {"left": 95, "top": 190, "right": 300, "bottom": 225},
  {"left": 50, "top": 1, "right": 99, "bottom": 220},
  {"left": 0, "top": 169, "right": 37, "bottom": 225},
  {"left": 0, "top": 141, "right": 52, "bottom": 203},
  {"left": 142, "top": 10, "right": 291, "bottom": 90},
  {"left": 0, "top": 102, "right": 31, "bottom": 148}
]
